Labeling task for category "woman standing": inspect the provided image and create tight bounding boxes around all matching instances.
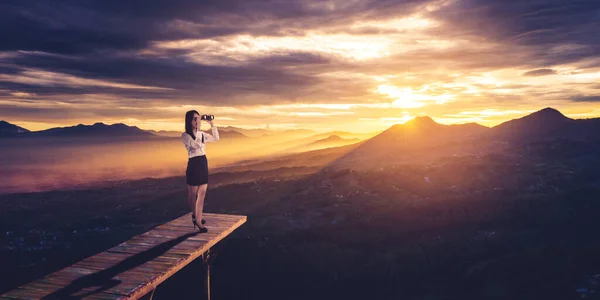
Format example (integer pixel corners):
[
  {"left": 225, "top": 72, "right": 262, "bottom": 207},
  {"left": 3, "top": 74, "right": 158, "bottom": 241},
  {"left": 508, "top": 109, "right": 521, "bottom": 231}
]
[{"left": 182, "top": 110, "right": 219, "bottom": 233}]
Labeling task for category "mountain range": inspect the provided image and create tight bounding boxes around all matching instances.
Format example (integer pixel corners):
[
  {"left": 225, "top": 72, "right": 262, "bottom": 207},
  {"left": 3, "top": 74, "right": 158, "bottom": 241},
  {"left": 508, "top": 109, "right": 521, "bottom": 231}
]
[
  {"left": 0, "top": 122, "right": 252, "bottom": 139},
  {"left": 0, "top": 121, "right": 316, "bottom": 140},
  {"left": 216, "top": 107, "right": 600, "bottom": 172},
  {"left": 2, "top": 107, "right": 599, "bottom": 145}
]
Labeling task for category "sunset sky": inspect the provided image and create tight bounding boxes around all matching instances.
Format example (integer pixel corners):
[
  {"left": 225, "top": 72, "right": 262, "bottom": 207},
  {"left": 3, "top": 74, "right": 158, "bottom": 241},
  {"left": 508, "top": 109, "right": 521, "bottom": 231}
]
[{"left": 1, "top": 0, "right": 600, "bottom": 133}]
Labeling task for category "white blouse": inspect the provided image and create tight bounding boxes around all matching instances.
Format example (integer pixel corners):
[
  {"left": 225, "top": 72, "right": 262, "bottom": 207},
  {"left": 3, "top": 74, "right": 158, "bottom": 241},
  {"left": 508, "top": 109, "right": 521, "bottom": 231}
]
[{"left": 181, "top": 127, "right": 219, "bottom": 158}]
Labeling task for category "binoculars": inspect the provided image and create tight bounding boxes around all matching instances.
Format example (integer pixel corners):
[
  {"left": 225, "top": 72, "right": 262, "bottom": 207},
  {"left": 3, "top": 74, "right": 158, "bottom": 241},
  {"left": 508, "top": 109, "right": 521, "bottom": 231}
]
[{"left": 201, "top": 114, "right": 214, "bottom": 121}]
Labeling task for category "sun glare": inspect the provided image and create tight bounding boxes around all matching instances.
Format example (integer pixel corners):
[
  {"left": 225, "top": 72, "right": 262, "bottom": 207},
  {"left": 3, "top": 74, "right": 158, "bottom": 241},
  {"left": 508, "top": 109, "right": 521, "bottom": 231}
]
[{"left": 376, "top": 84, "right": 455, "bottom": 108}]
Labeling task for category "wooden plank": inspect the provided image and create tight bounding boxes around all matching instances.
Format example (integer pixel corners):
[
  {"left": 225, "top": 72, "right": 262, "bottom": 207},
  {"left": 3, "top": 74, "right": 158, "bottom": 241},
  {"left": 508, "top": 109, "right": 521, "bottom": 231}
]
[
  {"left": 121, "top": 214, "right": 246, "bottom": 299},
  {"left": 0, "top": 286, "right": 126, "bottom": 300},
  {"left": 2, "top": 213, "right": 246, "bottom": 300}
]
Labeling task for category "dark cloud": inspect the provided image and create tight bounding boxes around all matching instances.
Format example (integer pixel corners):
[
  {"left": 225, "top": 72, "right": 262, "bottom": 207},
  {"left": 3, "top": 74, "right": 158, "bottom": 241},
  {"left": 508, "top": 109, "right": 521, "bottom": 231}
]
[
  {"left": 3, "top": 51, "right": 323, "bottom": 105},
  {"left": 571, "top": 95, "right": 600, "bottom": 102},
  {"left": 0, "top": 2, "right": 147, "bottom": 54},
  {"left": 522, "top": 68, "right": 556, "bottom": 76},
  {"left": 249, "top": 52, "right": 332, "bottom": 67},
  {"left": 0, "top": 0, "right": 425, "bottom": 55},
  {"left": 432, "top": 0, "right": 600, "bottom": 67},
  {"left": 0, "top": 81, "right": 173, "bottom": 99},
  {"left": 0, "top": 64, "right": 22, "bottom": 75},
  {"left": 0, "top": 101, "right": 181, "bottom": 124}
]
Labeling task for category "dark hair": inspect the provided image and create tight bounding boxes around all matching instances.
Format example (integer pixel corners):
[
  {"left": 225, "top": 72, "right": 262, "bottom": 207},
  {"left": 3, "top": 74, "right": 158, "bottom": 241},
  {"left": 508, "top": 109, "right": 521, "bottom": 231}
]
[{"left": 185, "top": 110, "right": 199, "bottom": 140}]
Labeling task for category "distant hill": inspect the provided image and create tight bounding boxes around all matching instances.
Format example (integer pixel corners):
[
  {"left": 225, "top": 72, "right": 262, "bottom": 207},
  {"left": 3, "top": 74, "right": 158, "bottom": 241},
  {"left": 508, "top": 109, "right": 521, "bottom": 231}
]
[
  {"left": 307, "top": 135, "right": 360, "bottom": 148},
  {"left": 29, "top": 123, "right": 155, "bottom": 138},
  {"left": 280, "top": 128, "right": 316, "bottom": 136},
  {"left": 490, "top": 107, "right": 600, "bottom": 142},
  {"left": 220, "top": 126, "right": 272, "bottom": 138},
  {"left": 278, "top": 135, "right": 361, "bottom": 153},
  {"left": 323, "top": 116, "right": 490, "bottom": 170},
  {"left": 201, "top": 129, "right": 248, "bottom": 139},
  {"left": 223, "top": 117, "right": 488, "bottom": 172},
  {"left": 367, "top": 116, "right": 488, "bottom": 149},
  {"left": 310, "top": 131, "right": 377, "bottom": 140},
  {"left": 0, "top": 121, "right": 30, "bottom": 137}
]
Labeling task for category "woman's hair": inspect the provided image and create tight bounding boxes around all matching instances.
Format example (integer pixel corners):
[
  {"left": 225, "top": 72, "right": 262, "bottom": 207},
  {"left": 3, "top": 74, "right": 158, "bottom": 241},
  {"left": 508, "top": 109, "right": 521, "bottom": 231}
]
[{"left": 185, "top": 110, "right": 200, "bottom": 140}]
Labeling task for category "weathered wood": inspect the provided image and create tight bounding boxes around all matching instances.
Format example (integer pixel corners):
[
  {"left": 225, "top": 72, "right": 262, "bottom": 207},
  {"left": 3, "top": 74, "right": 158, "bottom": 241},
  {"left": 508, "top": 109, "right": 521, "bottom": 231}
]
[{"left": 1, "top": 213, "right": 246, "bottom": 300}]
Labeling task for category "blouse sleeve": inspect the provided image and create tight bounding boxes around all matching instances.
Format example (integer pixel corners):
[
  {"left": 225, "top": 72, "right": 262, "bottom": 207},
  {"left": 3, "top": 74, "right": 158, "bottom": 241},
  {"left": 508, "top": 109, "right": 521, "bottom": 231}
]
[{"left": 204, "top": 126, "right": 220, "bottom": 142}]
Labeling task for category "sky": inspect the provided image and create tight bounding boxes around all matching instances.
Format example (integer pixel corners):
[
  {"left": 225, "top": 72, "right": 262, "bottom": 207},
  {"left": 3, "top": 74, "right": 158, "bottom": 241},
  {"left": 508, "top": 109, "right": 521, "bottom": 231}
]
[{"left": 1, "top": 0, "right": 600, "bottom": 133}]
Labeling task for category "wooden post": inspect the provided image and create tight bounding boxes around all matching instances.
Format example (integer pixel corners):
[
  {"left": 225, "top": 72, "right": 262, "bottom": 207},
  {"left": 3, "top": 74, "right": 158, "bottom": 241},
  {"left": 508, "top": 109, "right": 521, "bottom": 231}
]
[
  {"left": 204, "top": 250, "right": 211, "bottom": 300},
  {"left": 206, "top": 263, "right": 211, "bottom": 300}
]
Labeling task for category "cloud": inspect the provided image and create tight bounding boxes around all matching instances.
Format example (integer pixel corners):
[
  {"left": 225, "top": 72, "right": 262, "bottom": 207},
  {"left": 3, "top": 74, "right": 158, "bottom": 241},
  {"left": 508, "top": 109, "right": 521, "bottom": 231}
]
[
  {"left": 2, "top": 0, "right": 600, "bottom": 130},
  {"left": 431, "top": 0, "right": 600, "bottom": 66},
  {"left": 522, "top": 69, "right": 557, "bottom": 76},
  {"left": 571, "top": 95, "right": 600, "bottom": 102}
]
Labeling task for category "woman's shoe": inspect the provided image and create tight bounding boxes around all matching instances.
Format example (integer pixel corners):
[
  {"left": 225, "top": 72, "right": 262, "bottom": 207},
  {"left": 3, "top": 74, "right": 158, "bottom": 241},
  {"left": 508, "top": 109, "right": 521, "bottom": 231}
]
[
  {"left": 193, "top": 219, "right": 208, "bottom": 233},
  {"left": 192, "top": 218, "right": 208, "bottom": 233},
  {"left": 192, "top": 213, "right": 206, "bottom": 225}
]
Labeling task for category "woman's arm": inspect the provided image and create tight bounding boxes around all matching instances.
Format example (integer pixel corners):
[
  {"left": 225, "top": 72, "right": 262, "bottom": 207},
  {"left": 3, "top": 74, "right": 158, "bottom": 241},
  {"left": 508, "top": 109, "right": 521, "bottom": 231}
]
[{"left": 204, "top": 121, "right": 220, "bottom": 142}]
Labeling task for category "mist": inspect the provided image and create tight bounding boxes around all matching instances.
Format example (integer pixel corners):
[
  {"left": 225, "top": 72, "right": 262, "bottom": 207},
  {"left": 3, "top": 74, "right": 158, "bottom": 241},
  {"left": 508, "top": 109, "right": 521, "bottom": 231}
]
[{"left": 0, "top": 131, "right": 366, "bottom": 194}]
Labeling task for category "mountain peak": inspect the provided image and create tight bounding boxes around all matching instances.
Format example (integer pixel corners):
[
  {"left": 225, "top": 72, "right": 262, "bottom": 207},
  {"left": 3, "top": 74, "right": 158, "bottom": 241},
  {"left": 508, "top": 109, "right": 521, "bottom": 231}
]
[
  {"left": 405, "top": 116, "right": 439, "bottom": 128},
  {"left": 321, "top": 135, "right": 343, "bottom": 142},
  {"left": 524, "top": 107, "right": 571, "bottom": 123},
  {"left": 0, "top": 120, "right": 31, "bottom": 136},
  {"left": 534, "top": 107, "right": 567, "bottom": 118},
  {"left": 491, "top": 107, "right": 578, "bottom": 142}
]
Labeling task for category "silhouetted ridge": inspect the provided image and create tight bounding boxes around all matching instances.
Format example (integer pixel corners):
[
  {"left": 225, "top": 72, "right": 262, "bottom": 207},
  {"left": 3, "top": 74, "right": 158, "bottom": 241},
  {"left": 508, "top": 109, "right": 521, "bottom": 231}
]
[
  {"left": 0, "top": 121, "right": 30, "bottom": 137},
  {"left": 201, "top": 129, "right": 247, "bottom": 139},
  {"left": 306, "top": 135, "right": 360, "bottom": 147},
  {"left": 30, "top": 122, "right": 154, "bottom": 137},
  {"left": 490, "top": 107, "right": 583, "bottom": 142},
  {"left": 528, "top": 107, "right": 570, "bottom": 122}
]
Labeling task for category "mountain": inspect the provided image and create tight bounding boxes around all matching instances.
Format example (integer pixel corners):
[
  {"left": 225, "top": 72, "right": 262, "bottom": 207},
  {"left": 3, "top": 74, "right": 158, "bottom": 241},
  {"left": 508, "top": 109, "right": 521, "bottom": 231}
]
[
  {"left": 307, "top": 135, "right": 360, "bottom": 148},
  {"left": 325, "top": 117, "right": 489, "bottom": 170},
  {"left": 368, "top": 116, "right": 488, "bottom": 148},
  {"left": 310, "top": 131, "right": 377, "bottom": 141},
  {"left": 312, "top": 131, "right": 355, "bottom": 139},
  {"left": 201, "top": 129, "right": 248, "bottom": 139},
  {"left": 29, "top": 123, "right": 155, "bottom": 138},
  {"left": 0, "top": 121, "right": 30, "bottom": 137},
  {"left": 220, "top": 126, "right": 272, "bottom": 138},
  {"left": 490, "top": 107, "right": 600, "bottom": 143},
  {"left": 278, "top": 135, "right": 361, "bottom": 153}
]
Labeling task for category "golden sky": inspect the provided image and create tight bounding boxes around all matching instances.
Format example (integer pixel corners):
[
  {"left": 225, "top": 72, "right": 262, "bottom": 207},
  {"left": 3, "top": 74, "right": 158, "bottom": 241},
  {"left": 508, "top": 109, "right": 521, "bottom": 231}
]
[{"left": 2, "top": 0, "right": 600, "bottom": 133}]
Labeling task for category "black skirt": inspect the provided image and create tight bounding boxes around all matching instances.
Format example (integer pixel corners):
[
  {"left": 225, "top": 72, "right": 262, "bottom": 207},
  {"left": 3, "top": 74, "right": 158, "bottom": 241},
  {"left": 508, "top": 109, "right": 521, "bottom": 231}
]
[{"left": 186, "top": 155, "right": 209, "bottom": 186}]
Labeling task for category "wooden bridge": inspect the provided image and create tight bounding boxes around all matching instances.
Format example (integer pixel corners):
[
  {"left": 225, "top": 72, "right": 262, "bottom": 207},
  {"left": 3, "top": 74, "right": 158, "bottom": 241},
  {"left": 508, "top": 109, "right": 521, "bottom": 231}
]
[{"left": 1, "top": 212, "right": 246, "bottom": 299}]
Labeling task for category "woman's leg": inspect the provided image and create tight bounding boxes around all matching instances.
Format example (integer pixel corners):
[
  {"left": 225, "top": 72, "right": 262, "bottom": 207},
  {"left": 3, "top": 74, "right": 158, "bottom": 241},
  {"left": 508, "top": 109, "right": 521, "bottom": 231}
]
[
  {"left": 187, "top": 185, "right": 200, "bottom": 215},
  {"left": 195, "top": 184, "right": 208, "bottom": 228}
]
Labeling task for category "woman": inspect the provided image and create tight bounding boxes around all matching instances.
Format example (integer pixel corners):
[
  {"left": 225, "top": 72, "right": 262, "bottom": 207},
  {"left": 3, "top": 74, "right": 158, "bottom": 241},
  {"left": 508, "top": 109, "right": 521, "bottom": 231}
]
[{"left": 182, "top": 110, "right": 219, "bottom": 233}]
